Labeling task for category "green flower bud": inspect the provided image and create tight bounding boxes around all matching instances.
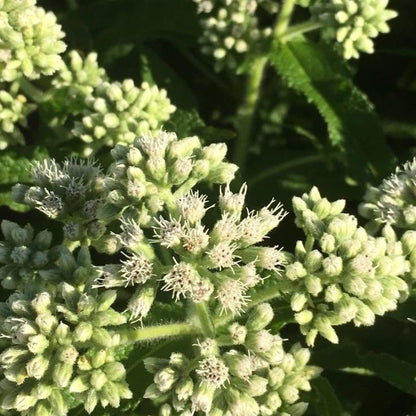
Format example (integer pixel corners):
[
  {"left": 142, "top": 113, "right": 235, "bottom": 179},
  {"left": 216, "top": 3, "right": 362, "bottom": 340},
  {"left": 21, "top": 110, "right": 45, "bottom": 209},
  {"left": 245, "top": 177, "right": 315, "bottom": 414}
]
[
  {"left": 322, "top": 254, "right": 343, "bottom": 277},
  {"left": 320, "top": 233, "right": 336, "bottom": 253},
  {"left": 285, "top": 262, "right": 307, "bottom": 280},
  {"left": 70, "top": 375, "right": 90, "bottom": 393},
  {"left": 175, "top": 377, "right": 194, "bottom": 401},
  {"left": 304, "top": 249, "right": 323, "bottom": 272},
  {"left": 279, "top": 384, "right": 299, "bottom": 404},
  {"left": 314, "top": 315, "right": 338, "bottom": 344},
  {"left": 304, "top": 274, "right": 323, "bottom": 296},
  {"left": 228, "top": 323, "right": 247, "bottom": 344},
  {"left": 84, "top": 389, "right": 98, "bottom": 414},
  {"left": 246, "top": 303, "right": 274, "bottom": 331},
  {"left": 224, "top": 351, "right": 252, "bottom": 380},
  {"left": 90, "top": 369, "right": 107, "bottom": 391},
  {"left": 92, "top": 327, "right": 113, "bottom": 347},
  {"left": 155, "top": 367, "right": 178, "bottom": 393},
  {"left": 27, "top": 334, "right": 49, "bottom": 354},
  {"left": 53, "top": 362, "right": 73, "bottom": 387},
  {"left": 265, "top": 391, "right": 282, "bottom": 411},
  {"left": 291, "top": 292, "right": 308, "bottom": 312},
  {"left": 295, "top": 310, "right": 314, "bottom": 325},
  {"left": 73, "top": 321, "right": 93, "bottom": 343},
  {"left": 26, "top": 355, "right": 48, "bottom": 379},
  {"left": 191, "top": 382, "right": 215, "bottom": 414},
  {"left": 245, "top": 329, "right": 274, "bottom": 353}
]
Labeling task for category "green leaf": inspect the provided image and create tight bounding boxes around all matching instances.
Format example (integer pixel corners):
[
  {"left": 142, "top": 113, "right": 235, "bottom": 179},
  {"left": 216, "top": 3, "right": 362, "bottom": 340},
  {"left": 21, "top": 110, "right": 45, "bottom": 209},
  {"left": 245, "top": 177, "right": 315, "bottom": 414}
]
[
  {"left": 0, "top": 188, "right": 29, "bottom": 212},
  {"left": 311, "top": 376, "right": 345, "bottom": 416},
  {"left": 270, "top": 41, "right": 396, "bottom": 182},
  {"left": 362, "top": 352, "right": 416, "bottom": 396}
]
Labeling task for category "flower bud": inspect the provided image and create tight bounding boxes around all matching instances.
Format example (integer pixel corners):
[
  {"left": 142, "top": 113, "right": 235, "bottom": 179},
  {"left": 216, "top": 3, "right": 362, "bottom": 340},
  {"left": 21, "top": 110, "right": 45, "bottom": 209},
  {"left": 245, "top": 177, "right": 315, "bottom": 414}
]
[
  {"left": 155, "top": 367, "right": 178, "bottom": 393},
  {"left": 53, "top": 362, "right": 73, "bottom": 387},
  {"left": 295, "top": 310, "right": 313, "bottom": 325},
  {"left": 90, "top": 369, "right": 108, "bottom": 391},
  {"left": 304, "top": 274, "right": 323, "bottom": 296},
  {"left": 285, "top": 262, "right": 307, "bottom": 280},
  {"left": 245, "top": 329, "right": 274, "bottom": 353},
  {"left": 228, "top": 323, "right": 247, "bottom": 344},
  {"left": 246, "top": 303, "right": 274, "bottom": 332},
  {"left": 191, "top": 382, "right": 215, "bottom": 413},
  {"left": 175, "top": 377, "right": 194, "bottom": 401},
  {"left": 26, "top": 355, "right": 48, "bottom": 379},
  {"left": 322, "top": 255, "right": 343, "bottom": 277},
  {"left": 304, "top": 250, "right": 323, "bottom": 272},
  {"left": 223, "top": 351, "right": 252, "bottom": 380},
  {"left": 290, "top": 292, "right": 308, "bottom": 312},
  {"left": 320, "top": 233, "right": 336, "bottom": 253}
]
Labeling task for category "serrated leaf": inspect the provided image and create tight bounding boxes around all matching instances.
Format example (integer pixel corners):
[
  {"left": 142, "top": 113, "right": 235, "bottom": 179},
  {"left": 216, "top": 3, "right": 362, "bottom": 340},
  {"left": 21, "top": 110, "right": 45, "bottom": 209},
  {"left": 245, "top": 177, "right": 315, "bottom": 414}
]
[
  {"left": 270, "top": 41, "right": 396, "bottom": 182},
  {"left": 311, "top": 377, "right": 345, "bottom": 416}
]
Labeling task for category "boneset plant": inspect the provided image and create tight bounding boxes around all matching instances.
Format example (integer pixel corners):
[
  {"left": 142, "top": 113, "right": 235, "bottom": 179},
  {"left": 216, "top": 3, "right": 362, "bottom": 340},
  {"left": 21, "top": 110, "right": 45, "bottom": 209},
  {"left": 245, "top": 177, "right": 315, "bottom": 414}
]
[
  {"left": 0, "top": 130, "right": 415, "bottom": 416},
  {"left": 0, "top": 0, "right": 415, "bottom": 415}
]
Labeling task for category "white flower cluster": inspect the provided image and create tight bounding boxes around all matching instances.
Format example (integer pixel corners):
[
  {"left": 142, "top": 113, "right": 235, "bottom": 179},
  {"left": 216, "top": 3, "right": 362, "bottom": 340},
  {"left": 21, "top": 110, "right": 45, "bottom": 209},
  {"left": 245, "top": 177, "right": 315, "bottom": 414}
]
[
  {"left": 72, "top": 80, "right": 176, "bottom": 156},
  {"left": 144, "top": 304, "right": 321, "bottom": 415},
  {"left": 0, "top": 0, "right": 66, "bottom": 81},
  {"left": 12, "top": 157, "right": 106, "bottom": 243},
  {"left": 193, "top": 0, "right": 277, "bottom": 71},
  {"left": 359, "top": 158, "right": 416, "bottom": 231},
  {"left": 282, "top": 187, "right": 409, "bottom": 346},
  {"left": 311, "top": 0, "right": 398, "bottom": 59}
]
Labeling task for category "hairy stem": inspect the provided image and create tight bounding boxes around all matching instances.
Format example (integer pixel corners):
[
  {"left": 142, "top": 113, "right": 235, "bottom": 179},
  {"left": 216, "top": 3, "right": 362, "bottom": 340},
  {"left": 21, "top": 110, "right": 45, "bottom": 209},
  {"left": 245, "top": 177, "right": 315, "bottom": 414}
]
[
  {"left": 119, "top": 322, "right": 198, "bottom": 344},
  {"left": 233, "top": 55, "right": 268, "bottom": 175},
  {"left": 233, "top": 0, "right": 298, "bottom": 175},
  {"left": 192, "top": 301, "right": 216, "bottom": 338},
  {"left": 274, "top": 0, "right": 298, "bottom": 38}
]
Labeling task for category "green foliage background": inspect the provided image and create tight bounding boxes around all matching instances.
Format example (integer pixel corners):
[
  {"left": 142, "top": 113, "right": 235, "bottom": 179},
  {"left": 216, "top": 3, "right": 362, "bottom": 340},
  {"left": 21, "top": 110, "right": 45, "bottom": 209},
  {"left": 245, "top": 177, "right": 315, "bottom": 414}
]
[{"left": 1, "top": 0, "right": 416, "bottom": 415}]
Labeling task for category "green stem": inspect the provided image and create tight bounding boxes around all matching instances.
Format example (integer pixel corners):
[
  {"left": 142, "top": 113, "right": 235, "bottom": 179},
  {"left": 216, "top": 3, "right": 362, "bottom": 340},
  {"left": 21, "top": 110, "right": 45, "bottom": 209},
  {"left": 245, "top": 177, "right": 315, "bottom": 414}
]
[
  {"left": 248, "top": 153, "right": 330, "bottom": 186},
  {"left": 233, "top": 0, "right": 298, "bottom": 175},
  {"left": 119, "top": 322, "right": 197, "bottom": 345},
  {"left": 192, "top": 301, "right": 216, "bottom": 338},
  {"left": 233, "top": 55, "right": 268, "bottom": 174},
  {"left": 281, "top": 20, "right": 323, "bottom": 41},
  {"left": 274, "top": 0, "right": 298, "bottom": 38},
  {"left": 18, "top": 78, "right": 44, "bottom": 103}
]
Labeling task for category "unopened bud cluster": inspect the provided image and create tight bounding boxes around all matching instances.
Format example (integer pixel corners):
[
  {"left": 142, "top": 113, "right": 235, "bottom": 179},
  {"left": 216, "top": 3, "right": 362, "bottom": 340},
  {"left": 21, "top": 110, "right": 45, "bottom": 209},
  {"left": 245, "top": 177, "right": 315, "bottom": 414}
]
[
  {"left": 359, "top": 158, "right": 416, "bottom": 231},
  {"left": 193, "top": 0, "right": 278, "bottom": 71},
  {"left": 283, "top": 187, "right": 409, "bottom": 346},
  {"left": 0, "top": 0, "right": 66, "bottom": 81},
  {"left": 0, "top": 82, "right": 34, "bottom": 149},
  {"left": 0, "top": 220, "right": 59, "bottom": 291},
  {"left": 310, "top": 0, "right": 397, "bottom": 59},
  {"left": 45, "top": 50, "right": 108, "bottom": 126},
  {"left": 144, "top": 305, "right": 320, "bottom": 415},
  {"left": 0, "top": 257, "right": 131, "bottom": 416},
  {"left": 72, "top": 80, "right": 176, "bottom": 155}
]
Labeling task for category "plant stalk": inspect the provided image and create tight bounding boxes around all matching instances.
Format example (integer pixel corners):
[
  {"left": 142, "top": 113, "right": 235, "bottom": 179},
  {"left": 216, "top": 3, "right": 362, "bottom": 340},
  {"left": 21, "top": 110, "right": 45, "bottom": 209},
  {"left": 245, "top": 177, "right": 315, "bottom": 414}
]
[
  {"left": 119, "top": 322, "right": 197, "bottom": 345},
  {"left": 193, "top": 301, "right": 216, "bottom": 338},
  {"left": 233, "top": 0, "right": 298, "bottom": 175}
]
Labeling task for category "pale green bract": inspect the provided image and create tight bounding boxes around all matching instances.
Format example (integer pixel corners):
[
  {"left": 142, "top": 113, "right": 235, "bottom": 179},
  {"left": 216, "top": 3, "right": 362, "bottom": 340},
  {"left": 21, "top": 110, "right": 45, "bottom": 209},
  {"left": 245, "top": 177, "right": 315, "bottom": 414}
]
[
  {"left": 310, "top": 0, "right": 398, "bottom": 59},
  {"left": 0, "top": 0, "right": 66, "bottom": 81}
]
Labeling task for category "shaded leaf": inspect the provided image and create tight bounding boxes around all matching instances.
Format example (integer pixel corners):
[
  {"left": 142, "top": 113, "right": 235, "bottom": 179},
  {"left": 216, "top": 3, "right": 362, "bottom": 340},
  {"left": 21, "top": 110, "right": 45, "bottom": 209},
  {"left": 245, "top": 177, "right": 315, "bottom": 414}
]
[
  {"left": 270, "top": 41, "right": 396, "bottom": 183},
  {"left": 311, "top": 376, "right": 345, "bottom": 416}
]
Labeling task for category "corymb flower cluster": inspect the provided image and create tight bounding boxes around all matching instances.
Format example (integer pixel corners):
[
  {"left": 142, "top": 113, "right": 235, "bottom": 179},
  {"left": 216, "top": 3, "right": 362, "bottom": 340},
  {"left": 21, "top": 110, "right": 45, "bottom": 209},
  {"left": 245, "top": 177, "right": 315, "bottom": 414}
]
[
  {"left": 311, "top": 0, "right": 397, "bottom": 59},
  {"left": 144, "top": 304, "right": 321, "bottom": 416},
  {"left": 281, "top": 187, "right": 409, "bottom": 346},
  {"left": 193, "top": 0, "right": 278, "bottom": 71},
  {"left": 1, "top": 127, "right": 415, "bottom": 416}
]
